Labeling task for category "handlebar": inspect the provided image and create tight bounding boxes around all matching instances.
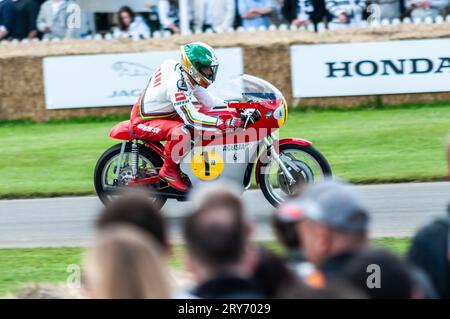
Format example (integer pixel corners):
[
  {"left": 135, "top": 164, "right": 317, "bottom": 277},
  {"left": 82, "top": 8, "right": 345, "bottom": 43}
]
[{"left": 240, "top": 108, "right": 261, "bottom": 130}]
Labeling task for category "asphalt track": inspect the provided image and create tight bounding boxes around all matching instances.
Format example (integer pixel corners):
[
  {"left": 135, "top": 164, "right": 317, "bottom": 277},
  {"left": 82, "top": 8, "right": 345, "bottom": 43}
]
[{"left": 0, "top": 182, "right": 449, "bottom": 248}]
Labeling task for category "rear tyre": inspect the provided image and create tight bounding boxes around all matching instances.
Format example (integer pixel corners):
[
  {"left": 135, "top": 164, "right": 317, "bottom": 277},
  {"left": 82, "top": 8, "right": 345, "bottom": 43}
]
[
  {"left": 258, "top": 144, "right": 332, "bottom": 208},
  {"left": 94, "top": 142, "right": 167, "bottom": 210}
]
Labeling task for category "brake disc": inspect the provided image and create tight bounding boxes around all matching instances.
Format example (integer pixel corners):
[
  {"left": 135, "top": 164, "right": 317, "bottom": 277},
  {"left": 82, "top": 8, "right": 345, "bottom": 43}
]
[{"left": 277, "top": 158, "right": 314, "bottom": 196}]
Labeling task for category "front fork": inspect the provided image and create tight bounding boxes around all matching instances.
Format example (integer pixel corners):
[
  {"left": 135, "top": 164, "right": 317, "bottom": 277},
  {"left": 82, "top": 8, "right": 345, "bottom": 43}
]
[
  {"left": 115, "top": 140, "right": 139, "bottom": 183},
  {"left": 263, "top": 134, "right": 296, "bottom": 186}
]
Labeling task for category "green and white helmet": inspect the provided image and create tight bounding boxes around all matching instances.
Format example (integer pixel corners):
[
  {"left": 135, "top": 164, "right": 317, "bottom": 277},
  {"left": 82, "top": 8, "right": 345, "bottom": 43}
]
[{"left": 180, "top": 42, "right": 219, "bottom": 88}]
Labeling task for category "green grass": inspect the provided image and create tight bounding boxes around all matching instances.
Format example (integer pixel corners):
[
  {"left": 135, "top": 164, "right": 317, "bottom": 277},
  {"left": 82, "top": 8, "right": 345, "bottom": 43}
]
[
  {"left": 0, "top": 238, "right": 410, "bottom": 297},
  {"left": 1, "top": 103, "right": 449, "bottom": 197}
]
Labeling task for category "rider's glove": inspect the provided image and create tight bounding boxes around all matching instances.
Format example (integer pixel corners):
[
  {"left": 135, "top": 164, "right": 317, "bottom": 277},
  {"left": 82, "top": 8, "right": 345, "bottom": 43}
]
[{"left": 217, "top": 116, "right": 243, "bottom": 131}]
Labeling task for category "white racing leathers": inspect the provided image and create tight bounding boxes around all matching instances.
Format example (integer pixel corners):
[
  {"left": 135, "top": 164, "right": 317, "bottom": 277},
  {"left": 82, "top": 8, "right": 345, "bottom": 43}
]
[{"left": 139, "top": 59, "right": 226, "bottom": 131}]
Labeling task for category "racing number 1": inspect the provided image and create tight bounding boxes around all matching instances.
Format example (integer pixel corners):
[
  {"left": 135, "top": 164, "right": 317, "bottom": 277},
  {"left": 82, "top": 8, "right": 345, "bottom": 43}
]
[{"left": 202, "top": 152, "right": 210, "bottom": 177}]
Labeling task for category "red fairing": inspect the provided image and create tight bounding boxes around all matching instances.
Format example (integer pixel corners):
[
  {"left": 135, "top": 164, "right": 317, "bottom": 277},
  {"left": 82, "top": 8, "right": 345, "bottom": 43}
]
[
  {"left": 254, "top": 138, "right": 312, "bottom": 185},
  {"left": 109, "top": 120, "right": 132, "bottom": 140}
]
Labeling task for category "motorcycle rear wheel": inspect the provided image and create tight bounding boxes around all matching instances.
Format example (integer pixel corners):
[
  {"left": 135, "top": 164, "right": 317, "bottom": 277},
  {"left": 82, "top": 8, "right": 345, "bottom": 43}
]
[
  {"left": 258, "top": 143, "right": 332, "bottom": 207},
  {"left": 94, "top": 142, "right": 167, "bottom": 210}
]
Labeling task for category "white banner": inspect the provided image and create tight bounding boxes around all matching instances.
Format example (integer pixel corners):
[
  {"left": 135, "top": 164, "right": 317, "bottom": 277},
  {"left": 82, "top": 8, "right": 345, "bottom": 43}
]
[
  {"left": 43, "top": 48, "right": 244, "bottom": 109},
  {"left": 290, "top": 39, "right": 450, "bottom": 98}
]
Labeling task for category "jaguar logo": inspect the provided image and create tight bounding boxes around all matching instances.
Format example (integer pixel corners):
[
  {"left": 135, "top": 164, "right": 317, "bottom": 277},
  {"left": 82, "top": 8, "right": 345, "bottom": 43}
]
[{"left": 112, "top": 62, "right": 153, "bottom": 77}]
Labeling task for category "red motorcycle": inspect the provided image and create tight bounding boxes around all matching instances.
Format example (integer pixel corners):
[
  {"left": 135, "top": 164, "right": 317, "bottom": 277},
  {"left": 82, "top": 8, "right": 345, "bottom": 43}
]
[{"left": 94, "top": 75, "right": 331, "bottom": 209}]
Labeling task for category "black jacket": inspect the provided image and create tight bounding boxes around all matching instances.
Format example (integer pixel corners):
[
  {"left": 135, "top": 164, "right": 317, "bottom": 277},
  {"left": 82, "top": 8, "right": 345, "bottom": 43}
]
[
  {"left": 0, "top": 0, "right": 17, "bottom": 36},
  {"left": 320, "top": 251, "right": 359, "bottom": 279},
  {"left": 192, "top": 275, "right": 263, "bottom": 299},
  {"left": 408, "top": 217, "right": 450, "bottom": 299},
  {"left": 11, "top": 0, "right": 39, "bottom": 39}
]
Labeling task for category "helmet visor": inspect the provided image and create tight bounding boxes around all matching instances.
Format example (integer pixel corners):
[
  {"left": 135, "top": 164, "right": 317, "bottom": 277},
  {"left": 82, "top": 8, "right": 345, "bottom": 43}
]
[{"left": 199, "top": 64, "right": 218, "bottom": 83}]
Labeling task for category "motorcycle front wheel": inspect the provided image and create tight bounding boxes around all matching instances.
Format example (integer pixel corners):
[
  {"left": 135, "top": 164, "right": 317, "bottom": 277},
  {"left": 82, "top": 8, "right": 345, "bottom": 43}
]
[
  {"left": 258, "top": 143, "right": 332, "bottom": 207},
  {"left": 93, "top": 142, "right": 167, "bottom": 209}
]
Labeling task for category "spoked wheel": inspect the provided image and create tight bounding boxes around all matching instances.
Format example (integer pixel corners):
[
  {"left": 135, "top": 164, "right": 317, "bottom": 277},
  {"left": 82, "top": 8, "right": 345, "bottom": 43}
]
[
  {"left": 94, "top": 142, "right": 167, "bottom": 209},
  {"left": 258, "top": 143, "right": 332, "bottom": 207}
]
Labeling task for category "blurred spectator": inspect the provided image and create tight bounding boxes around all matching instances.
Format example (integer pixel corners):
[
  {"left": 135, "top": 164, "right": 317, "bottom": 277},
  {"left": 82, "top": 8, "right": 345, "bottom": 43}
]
[
  {"left": 405, "top": 0, "right": 449, "bottom": 19},
  {"left": 267, "top": 0, "right": 285, "bottom": 25},
  {"left": 369, "top": 0, "right": 402, "bottom": 20},
  {"left": 11, "top": 0, "right": 39, "bottom": 40},
  {"left": 158, "top": 0, "right": 181, "bottom": 33},
  {"left": 84, "top": 225, "right": 172, "bottom": 299},
  {"left": 341, "top": 248, "right": 416, "bottom": 299},
  {"left": 238, "top": 0, "right": 274, "bottom": 29},
  {"left": 282, "top": 0, "right": 328, "bottom": 27},
  {"left": 96, "top": 189, "right": 198, "bottom": 298},
  {"left": 113, "top": 6, "right": 150, "bottom": 39},
  {"left": 0, "top": 0, "right": 17, "bottom": 40},
  {"left": 96, "top": 188, "right": 170, "bottom": 253},
  {"left": 194, "top": 0, "right": 236, "bottom": 32},
  {"left": 274, "top": 199, "right": 329, "bottom": 289},
  {"left": 252, "top": 247, "right": 306, "bottom": 298},
  {"left": 326, "top": 0, "right": 367, "bottom": 28},
  {"left": 295, "top": 180, "right": 370, "bottom": 278},
  {"left": 408, "top": 215, "right": 450, "bottom": 298},
  {"left": 272, "top": 208, "right": 307, "bottom": 267},
  {"left": 193, "top": 0, "right": 212, "bottom": 32},
  {"left": 183, "top": 187, "right": 261, "bottom": 298},
  {"left": 36, "top": 0, "right": 78, "bottom": 40}
]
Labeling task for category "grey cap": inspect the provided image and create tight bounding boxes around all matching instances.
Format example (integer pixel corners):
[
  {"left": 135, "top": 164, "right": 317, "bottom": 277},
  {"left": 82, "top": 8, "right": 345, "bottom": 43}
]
[{"left": 284, "top": 179, "right": 370, "bottom": 231}]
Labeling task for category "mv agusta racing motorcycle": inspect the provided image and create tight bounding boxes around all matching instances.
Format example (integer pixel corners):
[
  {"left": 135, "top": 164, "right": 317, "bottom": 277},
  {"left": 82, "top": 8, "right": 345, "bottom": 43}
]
[{"left": 94, "top": 75, "right": 332, "bottom": 209}]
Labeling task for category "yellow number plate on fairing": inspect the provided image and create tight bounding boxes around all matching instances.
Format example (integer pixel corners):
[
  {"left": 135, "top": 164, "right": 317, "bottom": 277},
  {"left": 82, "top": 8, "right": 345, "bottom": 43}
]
[{"left": 190, "top": 151, "right": 225, "bottom": 180}]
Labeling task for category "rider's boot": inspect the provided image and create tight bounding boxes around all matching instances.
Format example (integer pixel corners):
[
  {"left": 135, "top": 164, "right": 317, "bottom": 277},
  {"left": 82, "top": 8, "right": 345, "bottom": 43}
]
[{"left": 159, "top": 135, "right": 190, "bottom": 192}]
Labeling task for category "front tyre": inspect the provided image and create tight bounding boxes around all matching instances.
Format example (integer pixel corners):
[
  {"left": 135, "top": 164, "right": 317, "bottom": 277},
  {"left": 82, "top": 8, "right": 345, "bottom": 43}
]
[
  {"left": 94, "top": 142, "right": 167, "bottom": 209},
  {"left": 258, "top": 143, "right": 332, "bottom": 207}
]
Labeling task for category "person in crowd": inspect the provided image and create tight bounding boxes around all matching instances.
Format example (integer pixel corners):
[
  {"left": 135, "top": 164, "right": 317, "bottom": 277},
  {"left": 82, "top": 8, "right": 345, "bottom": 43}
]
[
  {"left": 252, "top": 247, "right": 306, "bottom": 298},
  {"left": 282, "top": 0, "right": 328, "bottom": 27},
  {"left": 274, "top": 199, "right": 332, "bottom": 289},
  {"left": 36, "top": 0, "right": 78, "bottom": 40},
  {"left": 341, "top": 248, "right": 417, "bottom": 299},
  {"left": 193, "top": 0, "right": 236, "bottom": 32},
  {"left": 272, "top": 203, "right": 309, "bottom": 271},
  {"left": 158, "top": 0, "right": 182, "bottom": 33},
  {"left": 95, "top": 189, "right": 197, "bottom": 298},
  {"left": 83, "top": 225, "right": 172, "bottom": 299},
  {"left": 238, "top": 0, "right": 274, "bottom": 29},
  {"left": 408, "top": 213, "right": 450, "bottom": 298},
  {"left": 113, "top": 6, "right": 150, "bottom": 39},
  {"left": 405, "top": 0, "right": 449, "bottom": 19},
  {"left": 11, "top": 0, "right": 39, "bottom": 39},
  {"left": 325, "top": 0, "right": 367, "bottom": 28},
  {"left": 295, "top": 179, "right": 371, "bottom": 279},
  {"left": 0, "top": 0, "right": 17, "bottom": 40},
  {"left": 183, "top": 191, "right": 261, "bottom": 298},
  {"left": 96, "top": 188, "right": 169, "bottom": 253}
]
